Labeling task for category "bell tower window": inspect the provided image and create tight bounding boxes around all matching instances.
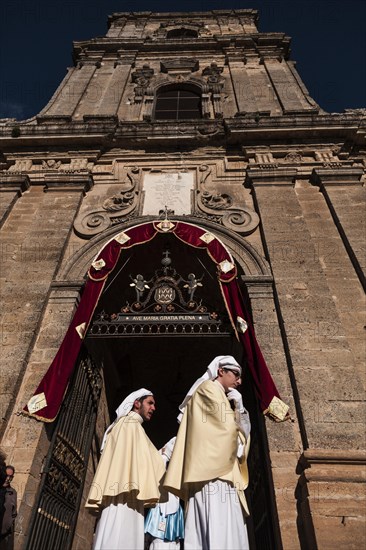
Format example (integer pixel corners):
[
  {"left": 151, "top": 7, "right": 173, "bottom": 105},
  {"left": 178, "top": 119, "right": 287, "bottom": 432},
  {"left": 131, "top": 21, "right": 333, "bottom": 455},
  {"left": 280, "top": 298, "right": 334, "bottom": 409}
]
[
  {"left": 154, "top": 87, "right": 202, "bottom": 120},
  {"left": 166, "top": 28, "right": 198, "bottom": 39}
]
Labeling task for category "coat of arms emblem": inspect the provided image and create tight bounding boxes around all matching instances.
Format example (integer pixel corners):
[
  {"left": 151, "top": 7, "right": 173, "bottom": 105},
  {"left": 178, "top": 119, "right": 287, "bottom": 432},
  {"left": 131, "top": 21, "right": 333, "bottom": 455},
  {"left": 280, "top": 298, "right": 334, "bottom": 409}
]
[{"left": 155, "top": 285, "right": 175, "bottom": 305}]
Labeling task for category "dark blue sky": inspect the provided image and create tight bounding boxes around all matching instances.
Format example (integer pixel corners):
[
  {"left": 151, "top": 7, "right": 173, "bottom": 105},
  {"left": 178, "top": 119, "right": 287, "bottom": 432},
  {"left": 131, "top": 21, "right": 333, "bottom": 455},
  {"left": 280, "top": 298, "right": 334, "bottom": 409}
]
[{"left": 0, "top": 0, "right": 365, "bottom": 120}]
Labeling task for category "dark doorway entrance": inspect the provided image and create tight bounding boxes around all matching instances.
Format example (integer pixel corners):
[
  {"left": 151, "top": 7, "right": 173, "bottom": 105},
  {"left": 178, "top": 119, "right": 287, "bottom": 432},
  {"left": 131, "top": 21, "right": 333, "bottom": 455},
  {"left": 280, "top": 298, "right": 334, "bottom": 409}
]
[{"left": 85, "top": 334, "right": 242, "bottom": 449}]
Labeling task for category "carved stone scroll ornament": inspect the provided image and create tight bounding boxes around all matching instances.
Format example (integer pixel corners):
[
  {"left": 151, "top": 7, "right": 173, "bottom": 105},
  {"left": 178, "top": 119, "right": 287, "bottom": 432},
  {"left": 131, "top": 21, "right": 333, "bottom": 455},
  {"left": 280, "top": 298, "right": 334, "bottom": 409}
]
[
  {"left": 73, "top": 167, "right": 140, "bottom": 239},
  {"left": 201, "top": 190, "right": 233, "bottom": 209},
  {"left": 196, "top": 164, "right": 260, "bottom": 235}
]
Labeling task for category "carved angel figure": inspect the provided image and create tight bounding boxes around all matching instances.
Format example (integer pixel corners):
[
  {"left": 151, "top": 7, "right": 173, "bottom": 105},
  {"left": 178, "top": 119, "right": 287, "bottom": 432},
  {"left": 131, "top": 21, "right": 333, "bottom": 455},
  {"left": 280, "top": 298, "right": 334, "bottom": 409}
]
[
  {"left": 130, "top": 274, "right": 150, "bottom": 302},
  {"left": 183, "top": 273, "right": 203, "bottom": 301}
]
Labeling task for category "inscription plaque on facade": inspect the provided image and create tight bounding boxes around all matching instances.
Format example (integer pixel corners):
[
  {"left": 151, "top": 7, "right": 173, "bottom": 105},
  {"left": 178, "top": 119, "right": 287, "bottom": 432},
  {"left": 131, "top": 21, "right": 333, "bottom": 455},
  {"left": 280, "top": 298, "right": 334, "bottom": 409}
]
[{"left": 142, "top": 172, "right": 193, "bottom": 215}]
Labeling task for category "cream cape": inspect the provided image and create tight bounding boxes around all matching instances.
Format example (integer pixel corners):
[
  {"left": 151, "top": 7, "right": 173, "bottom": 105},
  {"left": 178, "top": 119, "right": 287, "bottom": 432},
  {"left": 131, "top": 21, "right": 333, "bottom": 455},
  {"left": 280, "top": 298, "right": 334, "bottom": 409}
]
[
  {"left": 164, "top": 380, "right": 250, "bottom": 514},
  {"left": 86, "top": 411, "right": 165, "bottom": 510}
]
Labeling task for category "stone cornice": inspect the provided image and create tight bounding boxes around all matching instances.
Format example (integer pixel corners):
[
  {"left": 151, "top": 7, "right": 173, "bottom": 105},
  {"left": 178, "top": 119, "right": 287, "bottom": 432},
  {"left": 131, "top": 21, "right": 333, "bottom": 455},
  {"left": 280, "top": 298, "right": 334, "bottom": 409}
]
[
  {"left": 310, "top": 167, "right": 364, "bottom": 186},
  {"left": 72, "top": 32, "right": 290, "bottom": 60},
  {"left": 41, "top": 173, "right": 93, "bottom": 193},
  {"left": 114, "top": 120, "right": 226, "bottom": 144},
  {"left": 0, "top": 115, "right": 364, "bottom": 149},
  {"left": 225, "top": 114, "right": 365, "bottom": 144},
  {"left": 246, "top": 167, "right": 298, "bottom": 186},
  {"left": 241, "top": 276, "right": 274, "bottom": 299},
  {"left": 0, "top": 167, "right": 93, "bottom": 193}
]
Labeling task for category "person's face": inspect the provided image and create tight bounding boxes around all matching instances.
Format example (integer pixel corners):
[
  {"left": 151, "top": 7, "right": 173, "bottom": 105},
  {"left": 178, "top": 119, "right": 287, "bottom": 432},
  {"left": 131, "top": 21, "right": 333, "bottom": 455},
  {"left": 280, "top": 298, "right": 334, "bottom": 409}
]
[
  {"left": 135, "top": 396, "right": 156, "bottom": 422},
  {"left": 3, "top": 468, "right": 14, "bottom": 487},
  {"left": 218, "top": 367, "right": 242, "bottom": 392}
]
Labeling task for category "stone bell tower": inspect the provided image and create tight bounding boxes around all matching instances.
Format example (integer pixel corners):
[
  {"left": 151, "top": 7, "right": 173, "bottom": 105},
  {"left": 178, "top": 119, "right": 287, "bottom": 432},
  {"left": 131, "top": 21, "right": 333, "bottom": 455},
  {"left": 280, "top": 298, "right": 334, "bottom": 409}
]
[{"left": 0, "top": 9, "right": 365, "bottom": 550}]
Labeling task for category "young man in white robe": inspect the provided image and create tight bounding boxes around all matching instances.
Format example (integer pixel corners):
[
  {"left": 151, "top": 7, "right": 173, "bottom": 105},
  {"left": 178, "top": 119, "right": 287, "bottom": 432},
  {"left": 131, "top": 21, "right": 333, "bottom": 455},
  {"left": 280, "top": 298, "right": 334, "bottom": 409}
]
[
  {"left": 164, "top": 355, "right": 251, "bottom": 550},
  {"left": 85, "top": 388, "right": 165, "bottom": 550}
]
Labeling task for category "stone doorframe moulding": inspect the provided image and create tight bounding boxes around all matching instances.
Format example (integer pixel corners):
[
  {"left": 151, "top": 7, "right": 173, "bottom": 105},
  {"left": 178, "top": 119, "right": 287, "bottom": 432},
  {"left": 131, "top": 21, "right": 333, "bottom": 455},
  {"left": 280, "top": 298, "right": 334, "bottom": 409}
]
[{"left": 59, "top": 215, "right": 272, "bottom": 283}]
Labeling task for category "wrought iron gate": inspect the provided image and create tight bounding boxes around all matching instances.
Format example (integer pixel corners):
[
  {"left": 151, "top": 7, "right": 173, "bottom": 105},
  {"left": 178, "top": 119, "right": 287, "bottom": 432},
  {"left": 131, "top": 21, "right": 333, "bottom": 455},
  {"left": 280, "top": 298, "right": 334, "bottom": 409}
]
[{"left": 25, "top": 348, "right": 102, "bottom": 550}]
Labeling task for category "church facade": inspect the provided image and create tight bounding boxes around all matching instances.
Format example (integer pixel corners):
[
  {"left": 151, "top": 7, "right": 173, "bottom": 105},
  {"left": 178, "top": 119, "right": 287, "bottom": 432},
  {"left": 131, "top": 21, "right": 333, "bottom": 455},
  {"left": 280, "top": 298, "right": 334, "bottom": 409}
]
[{"left": 0, "top": 9, "right": 365, "bottom": 550}]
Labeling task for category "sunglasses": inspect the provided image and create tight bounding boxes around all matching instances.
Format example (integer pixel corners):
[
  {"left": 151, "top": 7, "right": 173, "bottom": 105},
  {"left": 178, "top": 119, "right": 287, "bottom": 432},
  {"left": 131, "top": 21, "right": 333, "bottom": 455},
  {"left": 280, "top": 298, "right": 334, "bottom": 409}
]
[{"left": 223, "top": 368, "right": 241, "bottom": 379}]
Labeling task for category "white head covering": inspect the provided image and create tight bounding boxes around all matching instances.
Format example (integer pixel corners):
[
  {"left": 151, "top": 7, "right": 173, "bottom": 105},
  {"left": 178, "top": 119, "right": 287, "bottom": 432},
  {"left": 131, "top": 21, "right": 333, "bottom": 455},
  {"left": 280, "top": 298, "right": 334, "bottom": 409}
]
[
  {"left": 101, "top": 388, "right": 153, "bottom": 451},
  {"left": 178, "top": 355, "right": 241, "bottom": 419}
]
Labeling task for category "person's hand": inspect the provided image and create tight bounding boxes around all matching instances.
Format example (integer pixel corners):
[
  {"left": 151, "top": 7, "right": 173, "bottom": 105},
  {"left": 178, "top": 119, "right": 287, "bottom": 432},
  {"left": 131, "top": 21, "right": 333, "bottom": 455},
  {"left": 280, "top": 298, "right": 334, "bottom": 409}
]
[
  {"left": 228, "top": 389, "right": 251, "bottom": 438},
  {"left": 227, "top": 388, "right": 244, "bottom": 412},
  {"left": 161, "top": 436, "right": 176, "bottom": 460}
]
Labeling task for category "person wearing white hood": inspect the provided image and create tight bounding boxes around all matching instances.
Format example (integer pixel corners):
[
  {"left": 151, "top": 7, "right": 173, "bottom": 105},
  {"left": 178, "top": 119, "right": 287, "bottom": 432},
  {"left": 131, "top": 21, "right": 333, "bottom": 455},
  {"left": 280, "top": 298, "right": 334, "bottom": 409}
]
[
  {"left": 164, "top": 355, "right": 251, "bottom": 550},
  {"left": 85, "top": 388, "right": 165, "bottom": 550}
]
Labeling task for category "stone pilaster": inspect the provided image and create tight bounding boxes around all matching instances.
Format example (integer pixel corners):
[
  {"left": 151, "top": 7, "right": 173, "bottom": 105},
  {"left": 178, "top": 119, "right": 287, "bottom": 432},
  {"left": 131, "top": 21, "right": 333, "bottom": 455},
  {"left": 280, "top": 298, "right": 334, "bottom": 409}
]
[
  {"left": 295, "top": 176, "right": 366, "bottom": 390},
  {"left": 311, "top": 167, "right": 365, "bottom": 291},
  {"left": 45, "top": 64, "right": 98, "bottom": 118},
  {"left": 97, "top": 60, "right": 134, "bottom": 116},
  {"left": 248, "top": 169, "right": 366, "bottom": 549},
  {"left": 264, "top": 58, "right": 318, "bottom": 113},
  {"left": 243, "top": 276, "right": 305, "bottom": 549},
  {"left": 225, "top": 50, "right": 258, "bottom": 114}
]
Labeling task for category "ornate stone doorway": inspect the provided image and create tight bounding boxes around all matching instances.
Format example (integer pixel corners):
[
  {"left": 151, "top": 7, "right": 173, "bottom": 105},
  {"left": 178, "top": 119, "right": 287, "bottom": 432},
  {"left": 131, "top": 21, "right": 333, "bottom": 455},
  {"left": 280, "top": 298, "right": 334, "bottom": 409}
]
[{"left": 26, "top": 225, "right": 281, "bottom": 549}]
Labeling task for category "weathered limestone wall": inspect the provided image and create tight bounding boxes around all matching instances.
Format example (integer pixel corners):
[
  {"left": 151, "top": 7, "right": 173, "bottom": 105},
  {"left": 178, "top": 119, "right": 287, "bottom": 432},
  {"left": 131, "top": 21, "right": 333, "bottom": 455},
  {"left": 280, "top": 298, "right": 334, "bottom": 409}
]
[
  {"left": 0, "top": 147, "right": 363, "bottom": 550},
  {"left": 252, "top": 177, "right": 364, "bottom": 448},
  {"left": 106, "top": 10, "right": 259, "bottom": 39},
  {"left": 320, "top": 180, "right": 366, "bottom": 284},
  {"left": 0, "top": 187, "right": 83, "bottom": 439},
  {"left": 227, "top": 56, "right": 280, "bottom": 115},
  {"left": 96, "top": 63, "right": 131, "bottom": 117},
  {"left": 264, "top": 59, "right": 315, "bottom": 113},
  {"left": 330, "top": 186, "right": 366, "bottom": 270},
  {"left": 42, "top": 54, "right": 316, "bottom": 122},
  {"left": 303, "top": 449, "right": 365, "bottom": 550}
]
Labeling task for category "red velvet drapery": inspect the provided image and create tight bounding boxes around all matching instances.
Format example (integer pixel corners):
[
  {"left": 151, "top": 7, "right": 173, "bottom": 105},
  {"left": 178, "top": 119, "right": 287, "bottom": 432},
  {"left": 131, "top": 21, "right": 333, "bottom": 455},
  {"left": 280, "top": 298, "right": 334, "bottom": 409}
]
[{"left": 23, "top": 220, "right": 285, "bottom": 422}]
